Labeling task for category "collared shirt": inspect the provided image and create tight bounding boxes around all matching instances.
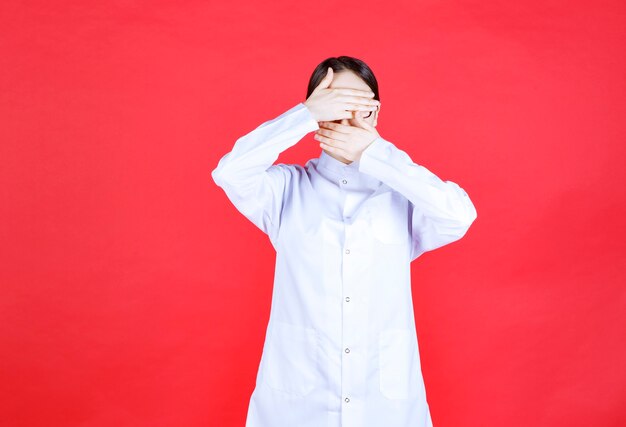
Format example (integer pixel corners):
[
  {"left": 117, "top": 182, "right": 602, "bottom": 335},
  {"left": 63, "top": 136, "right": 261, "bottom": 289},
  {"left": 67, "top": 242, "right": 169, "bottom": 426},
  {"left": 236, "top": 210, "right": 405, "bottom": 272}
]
[{"left": 211, "top": 102, "right": 477, "bottom": 427}]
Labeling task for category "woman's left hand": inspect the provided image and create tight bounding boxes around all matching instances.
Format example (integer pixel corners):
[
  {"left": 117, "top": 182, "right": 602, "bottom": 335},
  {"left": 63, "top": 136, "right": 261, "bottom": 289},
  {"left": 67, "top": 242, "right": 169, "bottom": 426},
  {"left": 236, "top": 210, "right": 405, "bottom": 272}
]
[{"left": 314, "top": 113, "right": 380, "bottom": 162}]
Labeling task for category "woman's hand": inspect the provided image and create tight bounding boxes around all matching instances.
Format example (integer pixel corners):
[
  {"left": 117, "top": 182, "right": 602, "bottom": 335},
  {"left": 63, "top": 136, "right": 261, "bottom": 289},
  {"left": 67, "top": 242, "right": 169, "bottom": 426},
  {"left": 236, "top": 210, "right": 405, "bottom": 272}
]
[
  {"left": 304, "top": 67, "right": 380, "bottom": 122},
  {"left": 314, "top": 112, "right": 381, "bottom": 162}
]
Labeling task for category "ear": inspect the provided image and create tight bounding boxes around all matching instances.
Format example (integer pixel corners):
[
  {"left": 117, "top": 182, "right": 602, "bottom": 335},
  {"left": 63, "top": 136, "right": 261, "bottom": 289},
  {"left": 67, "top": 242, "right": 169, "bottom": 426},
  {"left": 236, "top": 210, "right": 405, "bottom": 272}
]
[{"left": 373, "top": 103, "right": 380, "bottom": 127}]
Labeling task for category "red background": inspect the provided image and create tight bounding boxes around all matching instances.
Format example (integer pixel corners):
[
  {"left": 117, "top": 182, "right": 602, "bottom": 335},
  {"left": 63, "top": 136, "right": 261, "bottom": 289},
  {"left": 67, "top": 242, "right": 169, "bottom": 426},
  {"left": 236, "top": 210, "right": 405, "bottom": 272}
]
[{"left": 1, "top": 1, "right": 625, "bottom": 426}]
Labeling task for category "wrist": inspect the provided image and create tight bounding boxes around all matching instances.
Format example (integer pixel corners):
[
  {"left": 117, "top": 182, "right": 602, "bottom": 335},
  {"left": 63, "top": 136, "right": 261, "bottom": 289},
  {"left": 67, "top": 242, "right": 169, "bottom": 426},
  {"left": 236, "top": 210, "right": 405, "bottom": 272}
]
[{"left": 302, "top": 101, "right": 318, "bottom": 122}]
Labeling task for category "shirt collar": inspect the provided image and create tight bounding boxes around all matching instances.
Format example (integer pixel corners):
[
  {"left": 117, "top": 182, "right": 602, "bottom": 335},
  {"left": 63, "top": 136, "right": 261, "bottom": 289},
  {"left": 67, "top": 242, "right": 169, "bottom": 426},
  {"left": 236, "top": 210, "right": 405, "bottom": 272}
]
[
  {"left": 318, "top": 150, "right": 361, "bottom": 175},
  {"left": 311, "top": 149, "right": 383, "bottom": 193}
]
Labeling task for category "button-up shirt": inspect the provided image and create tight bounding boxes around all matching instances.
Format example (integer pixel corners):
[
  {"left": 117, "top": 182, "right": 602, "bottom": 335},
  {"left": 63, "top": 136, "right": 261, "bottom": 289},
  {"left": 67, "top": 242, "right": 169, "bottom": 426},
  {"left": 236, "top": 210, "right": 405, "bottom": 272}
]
[{"left": 211, "top": 102, "right": 477, "bottom": 427}]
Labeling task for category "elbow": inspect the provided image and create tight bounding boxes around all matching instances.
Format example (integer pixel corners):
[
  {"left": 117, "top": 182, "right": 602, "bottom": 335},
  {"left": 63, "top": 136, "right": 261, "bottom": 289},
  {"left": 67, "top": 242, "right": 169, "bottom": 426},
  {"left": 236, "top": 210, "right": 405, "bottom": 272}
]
[
  {"left": 457, "top": 198, "right": 477, "bottom": 234},
  {"left": 211, "top": 154, "right": 236, "bottom": 187},
  {"left": 441, "top": 198, "right": 477, "bottom": 242},
  {"left": 456, "top": 187, "right": 478, "bottom": 229},
  {"left": 211, "top": 166, "right": 241, "bottom": 190},
  {"left": 211, "top": 166, "right": 227, "bottom": 188},
  {"left": 441, "top": 210, "right": 476, "bottom": 247},
  {"left": 465, "top": 200, "right": 478, "bottom": 226}
]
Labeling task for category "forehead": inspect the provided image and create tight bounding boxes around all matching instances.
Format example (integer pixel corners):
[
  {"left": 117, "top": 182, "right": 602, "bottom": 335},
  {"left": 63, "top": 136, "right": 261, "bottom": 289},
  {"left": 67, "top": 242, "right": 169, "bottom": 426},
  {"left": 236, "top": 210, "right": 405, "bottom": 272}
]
[{"left": 328, "top": 71, "right": 370, "bottom": 92}]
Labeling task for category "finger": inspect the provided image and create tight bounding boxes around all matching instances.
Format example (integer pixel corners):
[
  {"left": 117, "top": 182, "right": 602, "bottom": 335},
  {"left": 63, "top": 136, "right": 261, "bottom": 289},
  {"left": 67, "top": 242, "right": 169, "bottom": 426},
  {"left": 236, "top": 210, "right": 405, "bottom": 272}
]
[
  {"left": 350, "top": 114, "right": 369, "bottom": 130},
  {"left": 312, "top": 67, "right": 334, "bottom": 93},
  {"left": 329, "top": 108, "right": 375, "bottom": 121},
  {"left": 316, "top": 128, "right": 350, "bottom": 143},
  {"left": 331, "top": 110, "right": 360, "bottom": 121},
  {"left": 319, "top": 142, "right": 349, "bottom": 157},
  {"left": 341, "top": 103, "right": 379, "bottom": 113},
  {"left": 333, "top": 88, "right": 375, "bottom": 98},
  {"left": 338, "top": 95, "right": 380, "bottom": 107},
  {"left": 317, "top": 137, "right": 350, "bottom": 157},
  {"left": 315, "top": 130, "right": 350, "bottom": 147},
  {"left": 319, "top": 121, "right": 352, "bottom": 134}
]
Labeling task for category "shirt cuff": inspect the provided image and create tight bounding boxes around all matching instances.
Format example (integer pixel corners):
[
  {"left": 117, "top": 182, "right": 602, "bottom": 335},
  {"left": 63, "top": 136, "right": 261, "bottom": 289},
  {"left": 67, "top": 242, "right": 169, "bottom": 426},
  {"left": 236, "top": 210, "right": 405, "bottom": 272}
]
[
  {"left": 358, "top": 136, "right": 394, "bottom": 175},
  {"left": 294, "top": 102, "right": 320, "bottom": 131}
]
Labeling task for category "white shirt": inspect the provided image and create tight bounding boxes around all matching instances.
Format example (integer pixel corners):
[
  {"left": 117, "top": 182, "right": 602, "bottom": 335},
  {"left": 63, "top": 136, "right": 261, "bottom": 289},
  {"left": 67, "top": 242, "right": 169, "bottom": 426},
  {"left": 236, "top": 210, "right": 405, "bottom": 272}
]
[{"left": 211, "top": 102, "right": 477, "bottom": 427}]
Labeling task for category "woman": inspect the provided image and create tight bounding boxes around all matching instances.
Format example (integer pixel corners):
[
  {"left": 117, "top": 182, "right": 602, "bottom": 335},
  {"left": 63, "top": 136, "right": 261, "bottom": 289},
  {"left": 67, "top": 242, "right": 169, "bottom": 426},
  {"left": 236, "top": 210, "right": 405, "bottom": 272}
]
[{"left": 211, "top": 56, "right": 478, "bottom": 427}]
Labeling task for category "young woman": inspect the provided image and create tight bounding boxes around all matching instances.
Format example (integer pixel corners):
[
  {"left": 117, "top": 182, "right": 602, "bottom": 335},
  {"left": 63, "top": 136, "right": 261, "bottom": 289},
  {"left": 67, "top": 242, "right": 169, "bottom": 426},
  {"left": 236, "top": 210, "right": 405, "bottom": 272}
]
[{"left": 212, "top": 56, "right": 478, "bottom": 427}]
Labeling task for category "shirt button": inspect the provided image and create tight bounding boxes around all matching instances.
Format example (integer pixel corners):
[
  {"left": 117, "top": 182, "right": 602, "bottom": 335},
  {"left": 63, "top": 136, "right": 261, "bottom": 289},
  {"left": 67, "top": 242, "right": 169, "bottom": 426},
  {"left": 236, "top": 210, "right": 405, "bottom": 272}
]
[
  {"left": 345, "top": 249, "right": 350, "bottom": 254},
  {"left": 345, "top": 296, "right": 350, "bottom": 302},
  {"left": 345, "top": 347, "right": 350, "bottom": 353},
  {"left": 342, "top": 179, "right": 348, "bottom": 184},
  {"left": 344, "top": 397, "right": 350, "bottom": 403}
]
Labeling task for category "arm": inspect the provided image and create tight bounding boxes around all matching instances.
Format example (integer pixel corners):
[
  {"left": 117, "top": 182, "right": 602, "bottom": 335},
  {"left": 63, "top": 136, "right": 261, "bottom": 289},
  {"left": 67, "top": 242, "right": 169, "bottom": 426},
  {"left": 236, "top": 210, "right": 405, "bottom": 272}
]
[
  {"left": 358, "top": 136, "right": 477, "bottom": 260},
  {"left": 211, "top": 103, "right": 319, "bottom": 243}
]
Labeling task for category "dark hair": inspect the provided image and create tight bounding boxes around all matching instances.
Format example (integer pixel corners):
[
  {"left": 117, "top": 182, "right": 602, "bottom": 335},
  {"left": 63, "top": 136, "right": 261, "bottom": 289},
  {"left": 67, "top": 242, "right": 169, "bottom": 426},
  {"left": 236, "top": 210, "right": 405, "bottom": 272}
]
[{"left": 305, "top": 56, "right": 380, "bottom": 102}]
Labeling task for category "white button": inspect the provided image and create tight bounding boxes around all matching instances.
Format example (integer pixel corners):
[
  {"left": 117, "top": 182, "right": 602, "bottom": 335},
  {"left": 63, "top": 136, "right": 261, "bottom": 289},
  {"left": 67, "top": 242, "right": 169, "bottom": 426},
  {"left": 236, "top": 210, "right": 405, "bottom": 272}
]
[
  {"left": 345, "top": 249, "right": 350, "bottom": 254},
  {"left": 345, "top": 296, "right": 350, "bottom": 302},
  {"left": 345, "top": 347, "right": 350, "bottom": 353},
  {"left": 344, "top": 397, "right": 350, "bottom": 403},
  {"left": 342, "top": 179, "right": 348, "bottom": 184}
]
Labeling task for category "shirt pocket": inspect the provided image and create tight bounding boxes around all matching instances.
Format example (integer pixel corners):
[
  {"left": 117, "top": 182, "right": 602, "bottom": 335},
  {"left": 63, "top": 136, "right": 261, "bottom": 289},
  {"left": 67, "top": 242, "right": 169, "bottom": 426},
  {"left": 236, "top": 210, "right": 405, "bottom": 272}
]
[
  {"left": 378, "top": 328, "right": 414, "bottom": 400},
  {"left": 367, "top": 192, "right": 409, "bottom": 245},
  {"left": 263, "top": 320, "right": 319, "bottom": 397}
]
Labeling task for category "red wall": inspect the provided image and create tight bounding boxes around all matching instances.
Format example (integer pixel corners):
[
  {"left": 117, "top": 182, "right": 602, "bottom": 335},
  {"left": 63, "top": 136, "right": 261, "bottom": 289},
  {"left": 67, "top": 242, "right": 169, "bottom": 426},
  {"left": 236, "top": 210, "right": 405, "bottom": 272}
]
[{"left": 1, "top": 1, "right": 624, "bottom": 426}]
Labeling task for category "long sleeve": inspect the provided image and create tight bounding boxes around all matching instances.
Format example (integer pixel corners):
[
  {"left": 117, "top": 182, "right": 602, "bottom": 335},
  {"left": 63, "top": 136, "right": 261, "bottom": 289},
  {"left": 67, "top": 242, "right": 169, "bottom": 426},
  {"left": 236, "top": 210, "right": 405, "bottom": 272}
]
[
  {"left": 211, "top": 102, "right": 319, "bottom": 243},
  {"left": 358, "top": 136, "right": 477, "bottom": 260}
]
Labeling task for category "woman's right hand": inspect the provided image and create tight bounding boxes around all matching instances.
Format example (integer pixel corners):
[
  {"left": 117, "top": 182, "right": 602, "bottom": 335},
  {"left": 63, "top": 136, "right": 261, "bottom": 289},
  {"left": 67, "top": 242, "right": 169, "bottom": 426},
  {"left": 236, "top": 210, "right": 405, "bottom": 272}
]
[{"left": 303, "top": 67, "right": 380, "bottom": 122}]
